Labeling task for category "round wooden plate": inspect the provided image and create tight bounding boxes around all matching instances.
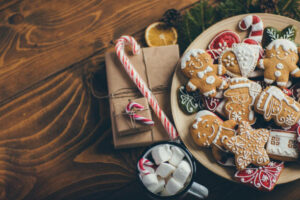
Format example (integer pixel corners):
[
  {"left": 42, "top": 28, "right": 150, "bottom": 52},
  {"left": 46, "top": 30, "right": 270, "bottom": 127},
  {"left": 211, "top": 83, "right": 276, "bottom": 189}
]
[{"left": 171, "top": 13, "right": 300, "bottom": 184}]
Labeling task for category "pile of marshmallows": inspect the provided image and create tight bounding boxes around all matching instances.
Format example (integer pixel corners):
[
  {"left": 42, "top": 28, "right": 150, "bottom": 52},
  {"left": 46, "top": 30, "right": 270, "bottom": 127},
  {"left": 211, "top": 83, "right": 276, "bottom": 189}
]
[{"left": 140, "top": 144, "right": 192, "bottom": 196}]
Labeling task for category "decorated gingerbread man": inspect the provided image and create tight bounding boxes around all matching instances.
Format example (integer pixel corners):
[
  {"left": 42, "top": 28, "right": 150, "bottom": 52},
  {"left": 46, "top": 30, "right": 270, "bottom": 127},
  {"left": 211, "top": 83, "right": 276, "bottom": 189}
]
[
  {"left": 223, "top": 121, "right": 270, "bottom": 170},
  {"left": 181, "top": 49, "right": 228, "bottom": 97},
  {"left": 258, "top": 39, "right": 300, "bottom": 88},
  {"left": 190, "top": 110, "right": 237, "bottom": 149}
]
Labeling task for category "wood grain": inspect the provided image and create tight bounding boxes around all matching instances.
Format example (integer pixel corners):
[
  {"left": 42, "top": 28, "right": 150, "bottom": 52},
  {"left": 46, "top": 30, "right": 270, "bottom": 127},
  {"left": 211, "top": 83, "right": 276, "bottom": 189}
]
[{"left": 0, "top": 0, "right": 199, "bottom": 199}]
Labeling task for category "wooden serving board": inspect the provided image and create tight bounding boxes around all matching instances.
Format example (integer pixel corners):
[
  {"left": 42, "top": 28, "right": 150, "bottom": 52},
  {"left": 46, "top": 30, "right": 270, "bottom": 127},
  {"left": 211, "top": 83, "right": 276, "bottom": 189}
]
[{"left": 171, "top": 13, "right": 300, "bottom": 184}]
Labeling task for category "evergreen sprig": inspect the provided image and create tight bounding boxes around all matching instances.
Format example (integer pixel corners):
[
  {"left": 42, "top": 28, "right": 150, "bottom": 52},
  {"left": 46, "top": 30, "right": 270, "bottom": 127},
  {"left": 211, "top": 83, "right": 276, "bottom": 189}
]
[{"left": 178, "top": 0, "right": 300, "bottom": 52}]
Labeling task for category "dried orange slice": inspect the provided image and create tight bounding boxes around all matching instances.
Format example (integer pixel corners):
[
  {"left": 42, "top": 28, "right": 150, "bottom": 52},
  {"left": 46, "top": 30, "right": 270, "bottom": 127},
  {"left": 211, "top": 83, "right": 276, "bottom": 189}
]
[{"left": 145, "top": 22, "right": 178, "bottom": 47}]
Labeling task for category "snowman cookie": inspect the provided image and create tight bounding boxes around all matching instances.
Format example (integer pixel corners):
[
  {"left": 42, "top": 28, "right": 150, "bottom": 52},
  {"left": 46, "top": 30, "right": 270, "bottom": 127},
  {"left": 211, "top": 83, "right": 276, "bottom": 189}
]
[
  {"left": 258, "top": 39, "right": 300, "bottom": 88},
  {"left": 181, "top": 49, "right": 228, "bottom": 97}
]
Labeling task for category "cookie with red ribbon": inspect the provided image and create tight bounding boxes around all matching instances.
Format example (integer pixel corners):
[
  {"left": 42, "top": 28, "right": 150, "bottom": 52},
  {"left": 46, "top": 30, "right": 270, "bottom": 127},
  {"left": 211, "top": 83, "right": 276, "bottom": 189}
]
[{"left": 235, "top": 162, "right": 284, "bottom": 191}]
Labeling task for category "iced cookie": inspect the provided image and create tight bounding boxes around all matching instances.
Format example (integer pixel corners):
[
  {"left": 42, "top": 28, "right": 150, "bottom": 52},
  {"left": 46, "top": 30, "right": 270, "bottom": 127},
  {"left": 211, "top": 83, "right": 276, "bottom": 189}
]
[
  {"left": 223, "top": 121, "right": 270, "bottom": 170},
  {"left": 177, "top": 86, "right": 204, "bottom": 114},
  {"left": 235, "top": 162, "right": 284, "bottom": 191},
  {"left": 181, "top": 49, "right": 228, "bottom": 97},
  {"left": 258, "top": 39, "right": 300, "bottom": 88},
  {"left": 223, "top": 77, "right": 262, "bottom": 125},
  {"left": 266, "top": 130, "right": 299, "bottom": 161},
  {"left": 255, "top": 86, "right": 300, "bottom": 128},
  {"left": 190, "top": 110, "right": 237, "bottom": 149},
  {"left": 218, "top": 43, "right": 260, "bottom": 77},
  {"left": 262, "top": 25, "right": 296, "bottom": 48}
]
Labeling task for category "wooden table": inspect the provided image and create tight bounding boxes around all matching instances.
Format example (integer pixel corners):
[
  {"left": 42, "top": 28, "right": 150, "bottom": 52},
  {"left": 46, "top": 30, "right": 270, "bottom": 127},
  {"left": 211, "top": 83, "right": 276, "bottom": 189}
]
[{"left": 0, "top": 0, "right": 299, "bottom": 199}]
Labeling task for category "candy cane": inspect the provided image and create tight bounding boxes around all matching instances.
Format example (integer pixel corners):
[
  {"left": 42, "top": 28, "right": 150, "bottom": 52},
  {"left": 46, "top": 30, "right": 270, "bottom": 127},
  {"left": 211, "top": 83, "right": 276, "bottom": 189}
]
[
  {"left": 239, "top": 15, "right": 263, "bottom": 43},
  {"left": 126, "top": 101, "right": 154, "bottom": 125},
  {"left": 138, "top": 158, "right": 155, "bottom": 175},
  {"left": 115, "top": 35, "right": 178, "bottom": 139}
]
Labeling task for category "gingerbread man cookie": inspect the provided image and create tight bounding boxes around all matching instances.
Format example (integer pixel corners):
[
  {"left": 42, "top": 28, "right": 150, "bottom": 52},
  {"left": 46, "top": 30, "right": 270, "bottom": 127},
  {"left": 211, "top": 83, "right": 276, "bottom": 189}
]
[
  {"left": 218, "top": 43, "right": 260, "bottom": 77},
  {"left": 223, "top": 121, "right": 270, "bottom": 170},
  {"left": 258, "top": 39, "right": 300, "bottom": 88},
  {"left": 223, "top": 77, "right": 262, "bottom": 125},
  {"left": 255, "top": 86, "right": 300, "bottom": 128},
  {"left": 190, "top": 110, "right": 237, "bottom": 149},
  {"left": 181, "top": 49, "right": 228, "bottom": 97}
]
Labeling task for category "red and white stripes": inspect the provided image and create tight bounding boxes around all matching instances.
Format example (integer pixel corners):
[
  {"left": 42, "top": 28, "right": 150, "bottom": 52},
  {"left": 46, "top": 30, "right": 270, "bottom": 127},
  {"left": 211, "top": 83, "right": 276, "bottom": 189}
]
[
  {"left": 138, "top": 158, "right": 155, "bottom": 175},
  {"left": 126, "top": 101, "right": 154, "bottom": 126},
  {"left": 115, "top": 35, "right": 178, "bottom": 140},
  {"left": 239, "top": 15, "right": 264, "bottom": 43}
]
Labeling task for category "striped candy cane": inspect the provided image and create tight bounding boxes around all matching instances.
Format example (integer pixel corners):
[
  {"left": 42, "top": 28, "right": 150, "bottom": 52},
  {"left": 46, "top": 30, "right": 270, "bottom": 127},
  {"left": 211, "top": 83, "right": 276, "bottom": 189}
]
[
  {"left": 138, "top": 158, "right": 155, "bottom": 175},
  {"left": 126, "top": 101, "right": 154, "bottom": 126},
  {"left": 115, "top": 35, "right": 178, "bottom": 140},
  {"left": 239, "top": 15, "right": 264, "bottom": 43}
]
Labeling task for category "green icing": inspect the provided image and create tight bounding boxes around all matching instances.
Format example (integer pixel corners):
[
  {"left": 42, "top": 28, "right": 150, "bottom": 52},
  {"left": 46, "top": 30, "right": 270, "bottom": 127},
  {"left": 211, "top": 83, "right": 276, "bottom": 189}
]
[
  {"left": 262, "top": 25, "right": 297, "bottom": 48},
  {"left": 177, "top": 86, "right": 203, "bottom": 114}
]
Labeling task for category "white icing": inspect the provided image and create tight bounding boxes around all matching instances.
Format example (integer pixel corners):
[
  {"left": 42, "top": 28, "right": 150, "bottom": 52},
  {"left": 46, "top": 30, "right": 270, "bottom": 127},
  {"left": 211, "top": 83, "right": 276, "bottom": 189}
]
[
  {"left": 264, "top": 78, "right": 274, "bottom": 84},
  {"left": 195, "top": 110, "right": 216, "bottom": 119},
  {"left": 259, "top": 59, "right": 264, "bottom": 69},
  {"left": 192, "top": 117, "right": 202, "bottom": 129},
  {"left": 203, "top": 89, "right": 216, "bottom": 97},
  {"left": 206, "top": 76, "right": 215, "bottom": 84},
  {"left": 219, "top": 80, "right": 227, "bottom": 90},
  {"left": 181, "top": 49, "right": 206, "bottom": 69},
  {"left": 187, "top": 81, "right": 197, "bottom": 91},
  {"left": 197, "top": 66, "right": 213, "bottom": 79},
  {"left": 218, "top": 64, "right": 223, "bottom": 75},
  {"left": 291, "top": 68, "right": 300, "bottom": 75},
  {"left": 230, "top": 77, "right": 248, "bottom": 83},
  {"left": 277, "top": 82, "right": 287, "bottom": 87},
  {"left": 276, "top": 63, "right": 284, "bottom": 70},
  {"left": 266, "top": 130, "right": 299, "bottom": 158},
  {"left": 229, "top": 83, "right": 251, "bottom": 90},
  {"left": 274, "top": 71, "right": 281, "bottom": 77},
  {"left": 266, "top": 39, "right": 298, "bottom": 53}
]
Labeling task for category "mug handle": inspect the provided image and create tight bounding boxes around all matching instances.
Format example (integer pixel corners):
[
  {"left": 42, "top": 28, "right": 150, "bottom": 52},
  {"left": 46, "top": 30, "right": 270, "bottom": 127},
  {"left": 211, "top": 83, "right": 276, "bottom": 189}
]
[{"left": 187, "top": 182, "right": 209, "bottom": 199}]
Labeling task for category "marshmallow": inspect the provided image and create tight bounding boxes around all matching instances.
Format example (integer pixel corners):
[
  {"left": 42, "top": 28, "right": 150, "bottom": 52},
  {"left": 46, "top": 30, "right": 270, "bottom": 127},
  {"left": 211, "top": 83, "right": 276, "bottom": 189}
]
[
  {"left": 156, "top": 163, "right": 176, "bottom": 178},
  {"left": 173, "top": 160, "right": 192, "bottom": 184},
  {"left": 142, "top": 173, "right": 158, "bottom": 188},
  {"left": 165, "top": 177, "right": 184, "bottom": 195},
  {"left": 169, "top": 146, "right": 185, "bottom": 166},
  {"left": 151, "top": 145, "right": 172, "bottom": 165}
]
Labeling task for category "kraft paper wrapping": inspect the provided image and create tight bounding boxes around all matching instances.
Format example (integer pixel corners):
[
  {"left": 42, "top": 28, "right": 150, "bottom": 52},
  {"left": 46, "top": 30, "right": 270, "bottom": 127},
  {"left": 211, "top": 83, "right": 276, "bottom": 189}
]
[{"left": 105, "top": 44, "right": 179, "bottom": 148}]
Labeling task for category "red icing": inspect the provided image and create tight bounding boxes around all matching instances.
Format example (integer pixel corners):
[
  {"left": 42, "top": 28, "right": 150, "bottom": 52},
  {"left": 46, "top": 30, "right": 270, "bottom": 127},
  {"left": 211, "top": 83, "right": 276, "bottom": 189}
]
[
  {"left": 207, "top": 30, "right": 241, "bottom": 60},
  {"left": 202, "top": 96, "right": 221, "bottom": 112},
  {"left": 235, "top": 162, "right": 284, "bottom": 191}
]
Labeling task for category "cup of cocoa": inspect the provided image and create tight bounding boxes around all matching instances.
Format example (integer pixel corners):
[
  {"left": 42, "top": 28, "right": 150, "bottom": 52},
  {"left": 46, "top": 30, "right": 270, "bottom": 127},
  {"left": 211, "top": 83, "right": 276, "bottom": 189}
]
[{"left": 137, "top": 142, "right": 209, "bottom": 199}]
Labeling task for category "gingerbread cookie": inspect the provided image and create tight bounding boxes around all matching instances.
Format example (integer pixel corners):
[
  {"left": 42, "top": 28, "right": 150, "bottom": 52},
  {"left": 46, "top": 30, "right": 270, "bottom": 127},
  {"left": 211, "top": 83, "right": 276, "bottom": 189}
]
[
  {"left": 181, "top": 49, "right": 228, "bottom": 97},
  {"left": 255, "top": 86, "right": 300, "bottom": 128},
  {"left": 258, "top": 39, "right": 300, "bottom": 88},
  {"left": 223, "top": 77, "right": 262, "bottom": 125},
  {"left": 177, "top": 86, "right": 204, "bottom": 114},
  {"left": 223, "top": 121, "right": 270, "bottom": 170},
  {"left": 190, "top": 110, "right": 237, "bottom": 149},
  {"left": 218, "top": 43, "right": 260, "bottom": 77},
  {"left": 266, "top": 130, "right": 299, "bottom": 161},
  {"left": 235, "top": 161, "right": 284, "bottom": 191}
]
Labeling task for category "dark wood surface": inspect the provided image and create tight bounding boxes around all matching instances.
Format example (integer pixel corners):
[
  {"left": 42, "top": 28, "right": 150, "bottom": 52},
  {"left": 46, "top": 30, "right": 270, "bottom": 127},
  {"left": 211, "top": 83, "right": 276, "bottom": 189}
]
[{"left": 0, "top": 0, "right": 299, "bottom": 199}]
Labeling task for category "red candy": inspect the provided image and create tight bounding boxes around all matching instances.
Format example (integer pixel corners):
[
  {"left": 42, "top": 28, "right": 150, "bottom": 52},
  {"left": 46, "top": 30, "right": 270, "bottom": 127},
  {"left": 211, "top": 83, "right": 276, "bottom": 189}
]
[
  {"left": 235, "top": 162, "right": 284, "bottom": 191},
  {"left": 207, "top": 30, "right": 241, "bottom": 60}
]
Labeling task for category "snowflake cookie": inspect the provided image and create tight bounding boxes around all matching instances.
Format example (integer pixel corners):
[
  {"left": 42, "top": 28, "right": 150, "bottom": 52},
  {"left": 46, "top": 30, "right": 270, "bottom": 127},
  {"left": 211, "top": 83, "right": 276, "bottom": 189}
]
[
  {"left": 258, "top": 39, "right": 300, "bottom": 88},
  {"left": 223, "top": 121, "right": 270, "bottom": 170},
  {"left": 235, "top": 162, "right": 284, "bottom": 191},
  {"left": 223, "top": 77, "right": 262, "bottom": 125},
  {"left": 218, "top": 43, "right": 260, "bottom": 78},
  {"left": 255, "top": 86, "right": 300, "bottom": 128},
  {"left": 190, "top": 110, "right": 237, "bottom": 149},
  {"left": 181, "top": 49, "right": 228, "bottom": 97}
]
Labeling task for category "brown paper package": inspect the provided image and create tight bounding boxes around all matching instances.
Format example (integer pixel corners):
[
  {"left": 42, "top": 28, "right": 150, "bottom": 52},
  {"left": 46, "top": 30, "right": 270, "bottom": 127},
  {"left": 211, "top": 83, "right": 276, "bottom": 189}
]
[{"left": 105, "top": 44, "right": 179, "bottom": 148}]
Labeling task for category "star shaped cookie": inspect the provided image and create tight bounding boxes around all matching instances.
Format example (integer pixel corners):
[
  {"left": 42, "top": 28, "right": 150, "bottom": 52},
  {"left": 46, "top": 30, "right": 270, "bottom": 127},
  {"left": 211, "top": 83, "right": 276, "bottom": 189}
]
[{"left": 223, "top": 121, "right": 270, "bottom": 170}]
